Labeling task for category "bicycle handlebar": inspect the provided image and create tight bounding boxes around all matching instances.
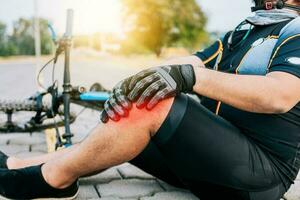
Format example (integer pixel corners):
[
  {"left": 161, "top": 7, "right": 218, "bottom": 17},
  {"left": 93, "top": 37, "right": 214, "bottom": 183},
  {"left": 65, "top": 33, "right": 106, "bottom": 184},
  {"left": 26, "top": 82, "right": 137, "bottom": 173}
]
[
  {"left": 61, "top": 9, "right": 74, "bottom": 146},
  {"left": 65, "top": 9, "right": 74, "bottom": 38}
]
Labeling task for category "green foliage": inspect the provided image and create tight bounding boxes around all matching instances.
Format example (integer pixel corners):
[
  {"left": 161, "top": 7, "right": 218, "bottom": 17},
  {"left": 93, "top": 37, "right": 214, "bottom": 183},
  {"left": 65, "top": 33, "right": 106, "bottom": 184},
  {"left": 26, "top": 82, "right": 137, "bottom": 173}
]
[
  {"left": 0, "top": 22, "right": 8, "bottom": 55},
  {"left": 0, "top": 22, "right": 6, "bottom": 41},
  {"left": 40, "top": 19, "right": 54, "bottom": 55},
  {"left": 121, "top": 0, "right": 207, "bottom": 56},
  {"left": 0, "top": 18, "right": 53, "bottom": 57},
  {"left": 167, "top": 0, "right": 208, "bottom": 48},
  {"left": 11, "top": 18, "right": 35, "bottom": 55}
]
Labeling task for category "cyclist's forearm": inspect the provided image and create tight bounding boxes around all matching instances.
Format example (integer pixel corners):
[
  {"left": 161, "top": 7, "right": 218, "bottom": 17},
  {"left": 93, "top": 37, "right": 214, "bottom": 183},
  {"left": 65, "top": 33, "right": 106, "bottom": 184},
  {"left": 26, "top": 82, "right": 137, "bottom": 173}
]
[
  {"left": 192, "top": 67, "right": 293, "bottom": 114},
  {"left": 142, "top": 55, "right": 289, "bottom": 114}
]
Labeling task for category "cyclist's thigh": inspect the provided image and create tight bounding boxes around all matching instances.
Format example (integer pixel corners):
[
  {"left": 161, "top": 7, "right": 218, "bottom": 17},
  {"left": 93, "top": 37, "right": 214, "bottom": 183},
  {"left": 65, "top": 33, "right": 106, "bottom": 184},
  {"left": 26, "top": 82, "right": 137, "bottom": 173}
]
[
  {"left": 130, "top": 141, "right": 186, "bottom": 189},
  {"left": 152, "top": 94, "right": 282, "bottom": 192}
]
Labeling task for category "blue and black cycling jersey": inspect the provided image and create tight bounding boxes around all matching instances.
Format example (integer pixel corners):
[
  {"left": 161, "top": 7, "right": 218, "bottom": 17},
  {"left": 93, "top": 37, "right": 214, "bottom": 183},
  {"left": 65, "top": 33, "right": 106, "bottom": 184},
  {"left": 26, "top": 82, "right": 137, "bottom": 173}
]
[{"left": 194, "top": 18, "right": 300, "bottom": 189}]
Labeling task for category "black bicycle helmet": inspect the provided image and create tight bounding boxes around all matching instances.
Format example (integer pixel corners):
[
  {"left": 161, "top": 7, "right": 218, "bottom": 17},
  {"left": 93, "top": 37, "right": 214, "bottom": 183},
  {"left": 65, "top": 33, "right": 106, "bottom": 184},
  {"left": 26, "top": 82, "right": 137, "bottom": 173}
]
[{"left": 251, "top": 0, "right": 300, "bottom": 12}]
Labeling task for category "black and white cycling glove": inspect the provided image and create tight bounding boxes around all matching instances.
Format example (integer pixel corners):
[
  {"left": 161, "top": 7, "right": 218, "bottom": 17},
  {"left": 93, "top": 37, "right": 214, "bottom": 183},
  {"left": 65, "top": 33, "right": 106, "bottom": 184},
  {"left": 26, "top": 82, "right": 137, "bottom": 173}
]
[
  {"left": 101, "top": 77, "right": 133, "bottom": 123},
  {"left": 128, "top": 64, "right": 196, "bottom": 109},
  {"left": 101, "top": 64, "right": 196, "bottom": 123}
]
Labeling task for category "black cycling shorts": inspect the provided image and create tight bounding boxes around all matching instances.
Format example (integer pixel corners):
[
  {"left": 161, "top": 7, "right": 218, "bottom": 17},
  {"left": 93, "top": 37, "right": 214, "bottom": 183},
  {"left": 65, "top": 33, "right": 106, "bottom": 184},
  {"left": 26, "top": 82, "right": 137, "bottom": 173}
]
[{"left": 130, "top": 94, "right": 289, "bottom": 200}]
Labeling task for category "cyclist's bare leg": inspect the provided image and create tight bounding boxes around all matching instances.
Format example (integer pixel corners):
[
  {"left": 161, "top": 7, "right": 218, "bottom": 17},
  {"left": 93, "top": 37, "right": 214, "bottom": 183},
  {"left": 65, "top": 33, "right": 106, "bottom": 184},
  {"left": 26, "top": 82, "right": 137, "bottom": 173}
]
[
  {"left": 42, "top": 98, "right": 174, "bottom": 189},
  {"left": 7, "top": 144, "right": 79, "bottom": 169},
  {"left": 7, "top": 143, "right": 107, "bottom": 177}
]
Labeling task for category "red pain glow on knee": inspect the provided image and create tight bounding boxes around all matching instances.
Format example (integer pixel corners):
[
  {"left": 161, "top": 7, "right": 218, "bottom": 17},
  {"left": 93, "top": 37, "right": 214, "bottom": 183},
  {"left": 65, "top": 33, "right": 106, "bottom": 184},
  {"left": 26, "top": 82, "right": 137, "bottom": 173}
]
[
  {"left": 127, "top": 100, "right": 171, "bottom": 122},
  {"left": 108, "top": 99, "right": 173, "bottom": 127}
]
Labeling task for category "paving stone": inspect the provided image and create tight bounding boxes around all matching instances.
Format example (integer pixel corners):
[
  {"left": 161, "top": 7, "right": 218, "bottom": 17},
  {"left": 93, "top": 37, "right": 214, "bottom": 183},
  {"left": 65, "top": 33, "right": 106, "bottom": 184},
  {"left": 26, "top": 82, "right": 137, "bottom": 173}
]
[
  {"left": 31, "top": 143, "right": 48, "bottom": 153},
  {"left": 0, "top": 135, "right": 9, "bottom": 145},
  {"left": 90, "top": 197, "right": 136, "bottom": 200},
  {"left": 79, "top": 198, "right": 100, "bottom": 200},
  {"left": 97, "top": 197, "right": 137, "bottom": 200},
  {"left": 13, "top": 112, "right": 34, "bottom": 123},
  {"left": 97, "top": 179, "right": 163, "bottom": 199},
  {"left": 285, "top": 181, "right": 300, "bottom": 200},
  {"left": 0, "top": 133, "right": 31, "bottom": 145},
  {"left": 75, "top": 185, "right": 99, "bottom": 199},
  {"left": 0, "top": 144, "right": 29, "bottom": 155},
  {"left": 31, "top": 132, "right": 48, "bottom": 141},
  {"left": 141, "top": 191, "right": 199, "bottom": 200},
  {"left": 80, "top": 167, "right": 121, "bottom": 185},
  {"left": 0, "top": 140, "right": 7, "bottom": 145},
  {"left": 8, "top": 133, "right": 45, "bottom": 145},
  {"left": 117, "top": 162, "right": 130, "bottom": 168},
  {"left": 71, "top": 118, "right": 99, "bottom": 143},
  {"left": 118, "top": 163, "right": 154, "bottom": 179},
  {"left": 296, "top": 172, "right": 300, "bottom": 180}
]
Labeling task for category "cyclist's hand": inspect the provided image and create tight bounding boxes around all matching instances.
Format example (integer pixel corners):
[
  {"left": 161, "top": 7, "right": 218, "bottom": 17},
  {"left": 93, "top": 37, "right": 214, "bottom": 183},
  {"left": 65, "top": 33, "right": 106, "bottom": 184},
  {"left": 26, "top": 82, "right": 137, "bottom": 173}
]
[
  {"left": 128, "top": 64, "right": 195, "bottom": 110},
  {"left": 101, "top": 77, "right": 133, "bottom": 123}
]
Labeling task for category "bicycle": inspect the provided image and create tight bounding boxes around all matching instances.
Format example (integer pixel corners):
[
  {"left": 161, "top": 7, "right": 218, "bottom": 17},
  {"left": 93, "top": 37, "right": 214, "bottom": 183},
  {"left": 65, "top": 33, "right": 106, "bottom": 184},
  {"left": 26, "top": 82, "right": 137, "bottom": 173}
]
[{"left": 0, "top": 10, "right": 111, "bottom": 149}]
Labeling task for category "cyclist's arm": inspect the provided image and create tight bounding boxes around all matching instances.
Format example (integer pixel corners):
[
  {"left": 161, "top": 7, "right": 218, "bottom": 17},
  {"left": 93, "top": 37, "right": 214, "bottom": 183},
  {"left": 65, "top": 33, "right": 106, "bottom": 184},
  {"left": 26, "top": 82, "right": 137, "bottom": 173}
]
[
  {"left": 167, "top": 34, "right": 300, "bottom": 114},
  {"left": 192, "top": 35, "right": 300, "bottom": 114},
  {"left": 156, "top": 55, "right": 300, "bottom": 114},
  {"left": 193, "top": 68, "right": 300, "bottom": 114}
]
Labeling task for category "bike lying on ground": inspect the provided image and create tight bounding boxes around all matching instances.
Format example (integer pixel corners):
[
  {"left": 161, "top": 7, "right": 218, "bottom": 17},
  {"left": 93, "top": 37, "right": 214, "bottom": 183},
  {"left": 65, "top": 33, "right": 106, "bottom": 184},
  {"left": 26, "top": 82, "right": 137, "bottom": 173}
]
[{"left": 0, "top": 10, "right": 110, "bottom": 149}]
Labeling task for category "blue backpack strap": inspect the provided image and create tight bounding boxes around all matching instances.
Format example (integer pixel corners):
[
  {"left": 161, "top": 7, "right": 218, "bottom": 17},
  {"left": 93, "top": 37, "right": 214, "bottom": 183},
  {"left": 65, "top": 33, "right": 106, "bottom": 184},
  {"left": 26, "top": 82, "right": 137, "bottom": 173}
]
[
  {"left": 268, "top": 17, "right": 300, "bottom": 69},
  {"left": 278, "top": 17, "right": 300, "bottom": 44}
]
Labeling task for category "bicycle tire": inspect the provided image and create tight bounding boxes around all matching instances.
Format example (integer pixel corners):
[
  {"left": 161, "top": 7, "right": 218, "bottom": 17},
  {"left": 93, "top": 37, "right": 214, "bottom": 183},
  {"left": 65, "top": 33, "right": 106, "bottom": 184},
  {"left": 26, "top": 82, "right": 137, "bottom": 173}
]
[
  {"left": 0, "top": 99, "right": 76, "bottom": 133},
  {"left": 0, "top": 99, "right": 50, "bottom": 112}
]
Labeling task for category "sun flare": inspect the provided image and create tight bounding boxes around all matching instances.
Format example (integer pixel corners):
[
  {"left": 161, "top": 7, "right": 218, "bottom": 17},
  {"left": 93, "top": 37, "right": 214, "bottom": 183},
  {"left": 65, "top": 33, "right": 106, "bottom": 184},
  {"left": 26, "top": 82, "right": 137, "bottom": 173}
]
[{"left": 43, "top": 0, "right": 123, "bottom": 35}]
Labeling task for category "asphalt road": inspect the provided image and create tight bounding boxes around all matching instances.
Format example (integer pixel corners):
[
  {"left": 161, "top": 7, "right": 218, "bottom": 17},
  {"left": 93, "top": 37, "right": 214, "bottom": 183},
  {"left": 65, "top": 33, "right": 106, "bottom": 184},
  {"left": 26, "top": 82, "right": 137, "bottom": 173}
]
[{"left": 0, "top": 57, "right": 141, "bottom": 100}]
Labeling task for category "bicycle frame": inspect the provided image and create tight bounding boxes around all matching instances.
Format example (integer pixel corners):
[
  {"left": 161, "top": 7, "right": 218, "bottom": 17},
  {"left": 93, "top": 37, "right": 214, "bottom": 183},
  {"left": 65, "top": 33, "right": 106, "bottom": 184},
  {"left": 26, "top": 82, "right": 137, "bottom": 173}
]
[
  {"left": 61, "top": 9, "right": 74, "bottom": 146},
  {"left": 79, "top": 92, "right": 110, "bottom": 102},
  {"left": 55, "top": 10, "right": 110, "bottom": 147}
]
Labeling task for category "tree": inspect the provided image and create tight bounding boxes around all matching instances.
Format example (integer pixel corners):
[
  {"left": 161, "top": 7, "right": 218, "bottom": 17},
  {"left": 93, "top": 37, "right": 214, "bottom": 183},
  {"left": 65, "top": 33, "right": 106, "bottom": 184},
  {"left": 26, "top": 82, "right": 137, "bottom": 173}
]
[
  {"left": 167, "top": 0, "right": 208, "bottom": 48},
  {"left": 0, "top": 21, "right": 18, "bottom": 56},
  {"left": 0, "top": 22, "right": 6, "bottom": 41},
  {"left": 0, "top": 22, "right": 7, "bottom": 55},
  {"left": 0, "top": 18, "right": 53, "bottom": 56},
  {"left": 121, "top": 0, "right": 207, "bottom": 56},
  {"left": 11, "top": 18, "right": 35, "bottom": 55},
  {"left": 39, "top": 18, "right": 54, "bottom": 55}
]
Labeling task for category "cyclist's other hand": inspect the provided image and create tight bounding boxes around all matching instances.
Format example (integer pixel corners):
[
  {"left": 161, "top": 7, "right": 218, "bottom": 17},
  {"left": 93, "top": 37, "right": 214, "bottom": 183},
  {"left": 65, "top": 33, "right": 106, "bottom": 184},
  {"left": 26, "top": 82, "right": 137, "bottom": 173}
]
[
  {"left": 128, "top": 64, "right": 196, "bottom": 110},
  {"left": 101, "top": 77, "right": 133, "bottom": 123}
]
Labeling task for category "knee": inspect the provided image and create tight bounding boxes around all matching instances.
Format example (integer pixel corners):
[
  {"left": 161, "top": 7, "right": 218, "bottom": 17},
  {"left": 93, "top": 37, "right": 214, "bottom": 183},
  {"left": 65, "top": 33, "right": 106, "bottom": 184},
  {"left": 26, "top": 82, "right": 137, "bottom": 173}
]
[
  {"left": 144, "top": 97, "right": 175, "bottom": 136},
  {"left": 106, "top": 97, "right": 175, "bottom": 136}
]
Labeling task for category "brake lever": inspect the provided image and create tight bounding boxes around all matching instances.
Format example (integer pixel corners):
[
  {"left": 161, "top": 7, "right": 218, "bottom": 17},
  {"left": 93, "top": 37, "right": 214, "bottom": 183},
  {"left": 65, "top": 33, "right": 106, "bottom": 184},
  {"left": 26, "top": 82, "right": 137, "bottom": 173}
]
[
  {"left": 48, "top": 83, "right": 62, "bottom": 116},
  {"left": 28, "top": 91, "right": 47, "bottom": 101}
]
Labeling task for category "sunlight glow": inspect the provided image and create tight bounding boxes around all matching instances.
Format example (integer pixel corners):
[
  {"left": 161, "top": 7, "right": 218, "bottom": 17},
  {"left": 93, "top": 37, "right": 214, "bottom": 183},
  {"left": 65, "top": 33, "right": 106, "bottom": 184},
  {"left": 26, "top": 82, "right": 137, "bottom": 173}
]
[{"left": 39, "top": 0, "right": 123, "bottom": 35}]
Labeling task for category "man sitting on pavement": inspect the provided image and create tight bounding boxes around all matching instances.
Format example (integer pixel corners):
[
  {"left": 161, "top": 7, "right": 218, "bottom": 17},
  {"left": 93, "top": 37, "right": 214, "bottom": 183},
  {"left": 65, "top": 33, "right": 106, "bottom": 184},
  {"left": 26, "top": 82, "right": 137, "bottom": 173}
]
[{"left": 0, "top": 0, "right": 300, "bottom": 199}]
